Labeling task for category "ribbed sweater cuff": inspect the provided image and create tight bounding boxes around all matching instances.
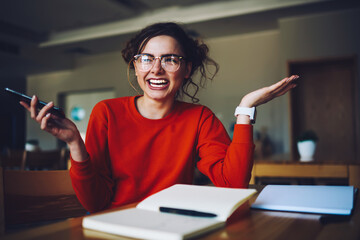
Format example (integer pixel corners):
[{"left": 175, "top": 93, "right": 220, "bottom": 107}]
[
  {"left": 232, "top": 124, "right": 253, "bottom": 143},
  {"left": 69, "top": 156, "right": 94, "bottom": 179}
]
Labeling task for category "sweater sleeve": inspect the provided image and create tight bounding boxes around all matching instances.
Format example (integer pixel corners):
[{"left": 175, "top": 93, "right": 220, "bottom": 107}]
[
  {"left": 69, "top": 101, "right": 114, "bottom": 212},
  {"left": 196, "top": 108, "right": 254, "bottom": 188}
]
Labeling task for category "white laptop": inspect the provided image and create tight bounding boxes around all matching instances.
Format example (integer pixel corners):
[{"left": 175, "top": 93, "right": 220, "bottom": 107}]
[{"left": 251, "top": 185, "right": 355, "bottom": 215}]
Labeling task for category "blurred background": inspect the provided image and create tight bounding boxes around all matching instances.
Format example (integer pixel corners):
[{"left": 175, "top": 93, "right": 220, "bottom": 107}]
[{"left": 0, "top": 0, "right": 359, "bottom": 164}]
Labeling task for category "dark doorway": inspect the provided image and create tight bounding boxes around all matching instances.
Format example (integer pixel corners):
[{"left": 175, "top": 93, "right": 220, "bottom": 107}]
[{"left": 289, "top": 56, "right": 359, "bottom": 163}]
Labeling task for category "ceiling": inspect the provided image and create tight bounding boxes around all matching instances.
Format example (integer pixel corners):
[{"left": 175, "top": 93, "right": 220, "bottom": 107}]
[{"left": 0, "top": 0, "right": 359, "bottom": 76}]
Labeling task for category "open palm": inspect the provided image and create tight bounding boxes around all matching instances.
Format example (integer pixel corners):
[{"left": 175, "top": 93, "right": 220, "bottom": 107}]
[{"left": 240, "top": 75, "right": 299, "bottom": 107}]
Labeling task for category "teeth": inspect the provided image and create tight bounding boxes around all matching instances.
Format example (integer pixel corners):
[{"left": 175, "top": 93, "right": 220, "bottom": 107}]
[{"left": 149, "top": 79, "right": 168, "bottom": 85}]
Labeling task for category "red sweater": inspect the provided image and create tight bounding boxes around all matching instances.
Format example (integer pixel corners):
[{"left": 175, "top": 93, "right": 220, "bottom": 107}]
[{"left": 70, "top": 96, "right": 254, "bottom": 212}]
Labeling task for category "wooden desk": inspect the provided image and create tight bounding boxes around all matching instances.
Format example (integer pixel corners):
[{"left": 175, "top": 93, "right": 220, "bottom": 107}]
[
  {"left": 1, "top": 187, "right": 359, "bottom": 240},
  {"left": 250, "top": 161, "right": 360, "bottom": 188}
]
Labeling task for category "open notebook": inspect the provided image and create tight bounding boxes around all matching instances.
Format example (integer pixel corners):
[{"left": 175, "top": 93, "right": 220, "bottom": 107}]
[
  {"left": 251, "top": 185, "right": 354, "bottom": 215},
  {"left": 83, "top": 184, "right": 257, "bottom": 240}
]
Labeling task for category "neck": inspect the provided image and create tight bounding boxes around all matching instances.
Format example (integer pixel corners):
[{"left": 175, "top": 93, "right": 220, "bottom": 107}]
[{"left": 136, "top": 96, "right": 175, "bottom": 119}]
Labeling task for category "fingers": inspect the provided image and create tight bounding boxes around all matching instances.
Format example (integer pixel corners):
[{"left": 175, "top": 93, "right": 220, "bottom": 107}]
[
  {"left": 40, "top": 113, "right": 52, "bottom": 130},
  {"left": 19, "top": 101, "right": 30, "bottom": 111},
  {"left": 282, "top": 75, "right": 299, "bottom": 92},
  {"left": 274, "top": 75, "right": 299, "bottom": 88},
  {"left": 28, "top": 95, "right": 56, "bottom": 129},
  {"left": 36, "top": 101, "right": 54, "bottom": 122},
  {"left": 240, "top": 75, "right": 299, "bottom": 108},
  {"left": 275, "top": 83, "right": 297, "bottom": 97},
  {"left": 268, "top": 75, "right": 299, "bottom": 95},
  {"left": 286, "top": 75, "right": 299, "bottom": 82},
  {"left": 40, "top": 113, "right": 62, "bottom": 137},
  {"left": 267, "top": 78, "right": 288, "bottom": 93},
  {"left": 30, "top": 95, "right": 38, "bottom": 119}
]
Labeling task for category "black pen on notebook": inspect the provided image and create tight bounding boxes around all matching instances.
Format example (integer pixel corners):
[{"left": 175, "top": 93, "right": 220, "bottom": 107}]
[{"left": 159, "top": 207, "right": 217, "bottom": 218}]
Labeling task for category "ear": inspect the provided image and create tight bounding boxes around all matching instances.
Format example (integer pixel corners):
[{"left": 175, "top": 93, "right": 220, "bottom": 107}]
[{"left": 184, "top": 62, "right": 192, "bottom": 79}]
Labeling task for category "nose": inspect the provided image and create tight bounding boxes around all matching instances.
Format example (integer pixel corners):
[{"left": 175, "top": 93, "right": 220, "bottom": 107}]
[{"left": 151, "top": 58, "right": 164, "bottom": 74}]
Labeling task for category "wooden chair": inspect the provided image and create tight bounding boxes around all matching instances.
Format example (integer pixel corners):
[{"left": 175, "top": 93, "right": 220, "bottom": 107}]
[
  {"left": 24, "top": 148, "right": 67, "bottom": 170},
  {"left": 0, "top": 167, "right": 4, "bottom": 235},
  {"left": 0, "top": 149, "right": 26, "bottom": 170},
  {"left": 0, "top": 167, "right": 87, "bottom": 233}
]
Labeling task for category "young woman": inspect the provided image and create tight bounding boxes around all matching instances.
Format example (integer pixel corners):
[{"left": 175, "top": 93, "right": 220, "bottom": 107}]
[{"left": 21, "top": 22, "right": 299, "bottom": 212}]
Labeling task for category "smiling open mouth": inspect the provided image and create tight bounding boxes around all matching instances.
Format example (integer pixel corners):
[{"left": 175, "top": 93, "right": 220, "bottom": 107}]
[{"left": 147, "top": 79, "right": 170, "bottom": 89}]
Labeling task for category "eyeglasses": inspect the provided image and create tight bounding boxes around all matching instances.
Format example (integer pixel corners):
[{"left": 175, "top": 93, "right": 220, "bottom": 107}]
[{"left": 133, "top": 54, "right": 185, "bottom": 72}]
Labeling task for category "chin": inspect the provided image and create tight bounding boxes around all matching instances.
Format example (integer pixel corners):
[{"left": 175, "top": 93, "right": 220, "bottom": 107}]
[{"left": 146, "top": 91, "right": 175, "bottom": 101}]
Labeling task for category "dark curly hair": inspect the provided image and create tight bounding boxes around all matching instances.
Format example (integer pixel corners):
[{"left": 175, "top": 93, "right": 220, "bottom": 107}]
[{"left": 121, "top": 22, "right": 219, "bottom": 103}]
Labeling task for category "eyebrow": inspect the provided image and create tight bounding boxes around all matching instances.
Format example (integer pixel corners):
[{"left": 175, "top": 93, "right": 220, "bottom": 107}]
[{"left": 140, "top": 53, "right": 183, "bottom": 58}]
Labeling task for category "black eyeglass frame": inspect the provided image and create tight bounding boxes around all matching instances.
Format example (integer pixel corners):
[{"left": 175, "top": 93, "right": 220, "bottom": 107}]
[{"left": 133, "top": 54, "right": 185, "bottom": 72}]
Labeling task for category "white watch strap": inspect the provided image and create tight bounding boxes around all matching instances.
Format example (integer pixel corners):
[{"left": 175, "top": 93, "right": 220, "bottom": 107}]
[{"left": 234, "top": 106, "right": 256, "bottom": 120}]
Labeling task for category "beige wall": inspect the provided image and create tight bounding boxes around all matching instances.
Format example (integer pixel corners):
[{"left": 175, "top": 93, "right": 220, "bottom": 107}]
[
  {"left": 27, "top": 31, "right": 282, "bottom": 150},
  {"left": 199, "top": 30, "right": 283, "bottom": 152},
  {"left": 64, "top": 90, "right": 115, "bottom": 142},
  {"left": 26, "top": 52, "right": 131, "bottom": 149},
  {"left": 278, "top": 8, "right": 360, "bottom": 153},
  {"left": 27, "top": 9, "right": 360, "bottom": 152},
  {"left": 279, "top": 9, "right": 360, "bottom": 63}
]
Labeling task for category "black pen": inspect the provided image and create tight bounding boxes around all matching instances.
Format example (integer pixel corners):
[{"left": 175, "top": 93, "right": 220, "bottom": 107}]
[{"left": 159, "top": 207, "right": 217, "bottom": 218}]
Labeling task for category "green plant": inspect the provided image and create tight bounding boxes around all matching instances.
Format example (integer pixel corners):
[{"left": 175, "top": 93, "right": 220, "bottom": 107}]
[{"left": 297, "top": 130, "right": 318, "bottom": 142}]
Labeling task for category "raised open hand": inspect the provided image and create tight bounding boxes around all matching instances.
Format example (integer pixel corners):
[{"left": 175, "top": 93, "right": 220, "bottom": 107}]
[{"left": 239, "top": 75, "right": 299, "bottom": 108}]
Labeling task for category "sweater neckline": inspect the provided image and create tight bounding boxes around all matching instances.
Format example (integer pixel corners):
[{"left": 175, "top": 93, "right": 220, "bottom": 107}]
[{"left": 129, "top": 96, "right": 180, "bottom": 123}]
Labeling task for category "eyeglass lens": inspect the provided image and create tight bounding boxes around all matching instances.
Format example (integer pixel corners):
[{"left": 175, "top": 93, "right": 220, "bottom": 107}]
[{"left": 134, "top": 54, "right": 182, "bottom": 72}]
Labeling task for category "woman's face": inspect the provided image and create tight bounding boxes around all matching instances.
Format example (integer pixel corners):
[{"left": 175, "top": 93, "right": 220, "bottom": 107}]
[{"left": 134, "top": 35, "right": 191, "bottom": 102}]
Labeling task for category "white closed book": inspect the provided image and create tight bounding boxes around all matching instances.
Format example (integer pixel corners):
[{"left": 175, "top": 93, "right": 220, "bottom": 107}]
[
  {"left": 83, "top": 184, "right": 257, "bottom": 240},
  {"left": 251, "top": 185, "right": 354, "bottom": 215}
]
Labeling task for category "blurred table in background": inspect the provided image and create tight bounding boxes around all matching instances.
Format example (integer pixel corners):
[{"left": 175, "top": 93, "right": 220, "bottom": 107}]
[{"left": 251, "top": 160, "right": 360, "bottom": 188}]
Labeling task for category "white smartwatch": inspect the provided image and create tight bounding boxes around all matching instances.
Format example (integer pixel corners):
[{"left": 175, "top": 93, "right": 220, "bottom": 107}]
[{"left": 234, "top": 106, "right": 256, "bottom": 124}]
